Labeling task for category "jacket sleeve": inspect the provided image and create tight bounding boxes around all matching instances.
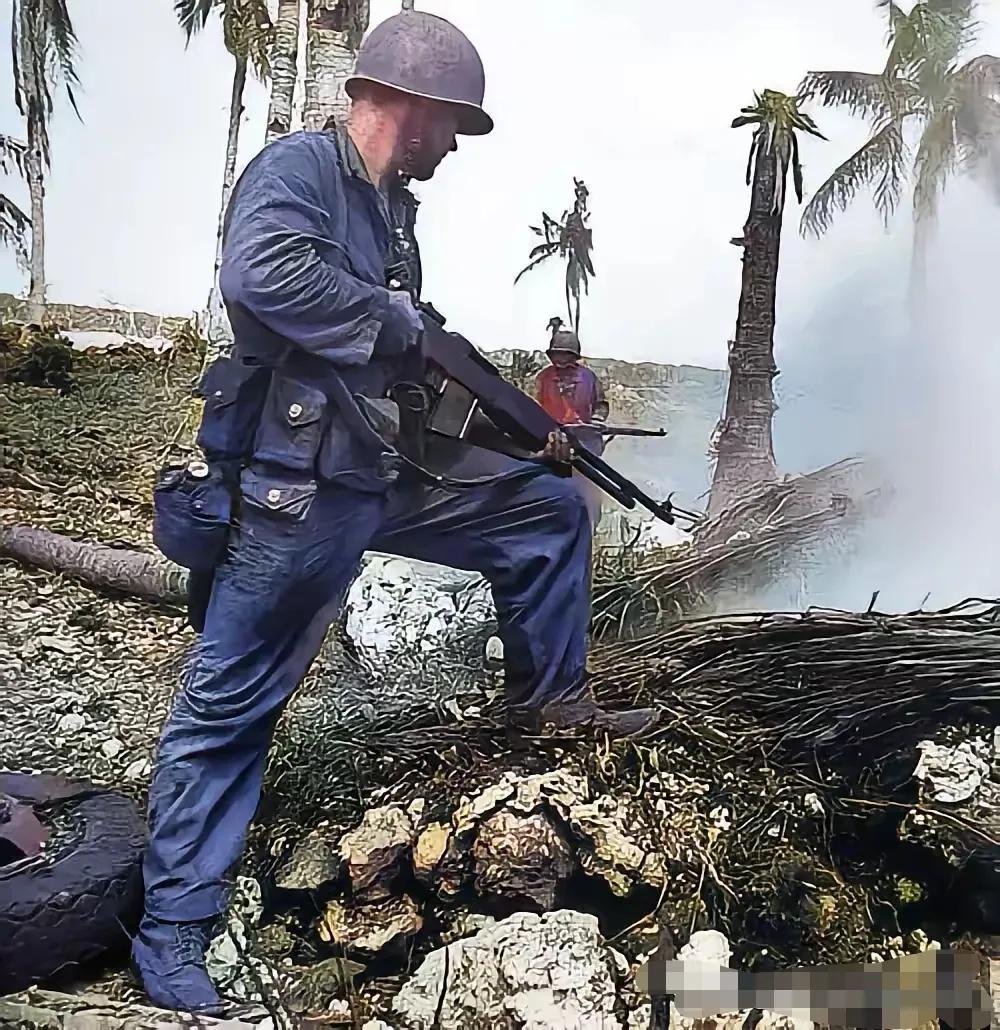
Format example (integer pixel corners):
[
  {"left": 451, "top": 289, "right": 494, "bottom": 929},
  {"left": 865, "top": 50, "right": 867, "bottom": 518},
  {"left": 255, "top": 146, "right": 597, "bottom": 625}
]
[{"left": 218, "top": 139, "right": 395, "bottom": 368}]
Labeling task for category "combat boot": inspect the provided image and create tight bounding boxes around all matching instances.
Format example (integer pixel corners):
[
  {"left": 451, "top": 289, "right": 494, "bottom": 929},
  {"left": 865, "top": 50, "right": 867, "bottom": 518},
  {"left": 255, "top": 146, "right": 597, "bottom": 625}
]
[
  {"left": 507, "top": 688, "right": 658, "bottom": 743},
  {"left": 131, "top": 914, "right": 225, "bottom": 1016}
]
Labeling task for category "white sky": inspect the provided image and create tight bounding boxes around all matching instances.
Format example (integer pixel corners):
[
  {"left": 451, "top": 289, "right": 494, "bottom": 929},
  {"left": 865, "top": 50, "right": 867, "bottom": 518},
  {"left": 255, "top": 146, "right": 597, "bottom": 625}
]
[{"left": 2, "top": 0, "right": 1000, "bottom": 367}]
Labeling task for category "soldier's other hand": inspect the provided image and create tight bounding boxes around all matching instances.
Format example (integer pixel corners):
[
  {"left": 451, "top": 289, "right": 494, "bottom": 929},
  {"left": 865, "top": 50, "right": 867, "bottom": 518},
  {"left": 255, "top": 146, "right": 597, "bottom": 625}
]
[{"left": 539, "top": 429, "right": 573, "bottom": 465}]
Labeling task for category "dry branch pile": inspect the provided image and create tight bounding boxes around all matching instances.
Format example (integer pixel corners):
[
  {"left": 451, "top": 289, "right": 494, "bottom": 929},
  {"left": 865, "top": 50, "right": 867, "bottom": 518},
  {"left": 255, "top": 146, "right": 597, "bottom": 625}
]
[{"left": 592, "top": 600, "right": 1000, "bottom": 768}]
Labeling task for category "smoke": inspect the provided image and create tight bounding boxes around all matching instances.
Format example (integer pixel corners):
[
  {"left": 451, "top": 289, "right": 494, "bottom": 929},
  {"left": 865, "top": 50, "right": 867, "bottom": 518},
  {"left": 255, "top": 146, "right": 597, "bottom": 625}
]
[{"left": 771, "top": 177, "right": 1000, "bottom": 613}]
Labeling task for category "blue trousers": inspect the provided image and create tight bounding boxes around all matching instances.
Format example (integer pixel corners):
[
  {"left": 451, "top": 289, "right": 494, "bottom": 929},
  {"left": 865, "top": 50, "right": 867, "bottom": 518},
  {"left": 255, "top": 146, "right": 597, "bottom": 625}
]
[{"left": 143, "top": 443, "right": 592, "bottom": 921}]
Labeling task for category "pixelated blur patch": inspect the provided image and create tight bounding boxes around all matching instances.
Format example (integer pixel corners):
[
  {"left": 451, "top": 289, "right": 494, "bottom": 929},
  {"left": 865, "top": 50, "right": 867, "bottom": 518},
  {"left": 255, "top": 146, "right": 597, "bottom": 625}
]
[{"left": 634, "top": 949, "right": 991, "bottom": 1030}]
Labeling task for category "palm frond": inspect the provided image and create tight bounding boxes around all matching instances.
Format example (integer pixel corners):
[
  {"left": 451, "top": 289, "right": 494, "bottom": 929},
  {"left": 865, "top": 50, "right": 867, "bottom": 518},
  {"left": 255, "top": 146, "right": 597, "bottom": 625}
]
[
  {"left": 175, "top": 0, "right": 217, "bottom": 41},
  {"left": 799, "top": 70, "right": 891, "bottom": 120},
  {"left": 11, "top": 0, "right": 83, "bottom": 167},
  {"left": 892, "top": 0, "right": 978, "bottom": 95},
  {"left": 44, "top": 0, "right": 81, "bottom": 109},
  {"left": 799, "top": 119, "right": 909, "bottom": 237},
  {"left": 0, "top": 134, "right": 28, "bottom": 178},
  {"left": 791, "top": 131, "right": 805, "bottom": 203},
  {"left": 526, "top": 241, "right": 557, "bottom": 261},
  {"left": 954, "top": 53, "right": 1000, "bottom": 98},
  {"left": 744, "top": 128, "right": 760, "bottom": 186},
  {"left": 222, "top": 0, "right": 273, "bottom": 78},
  {"left": 735, "top": 90, "right": 825, "bottom": 213},
  {"left": 921, "top": 0, "right": 979, "bottom": 48},
  {"left": 772, "top": 128, "right": 794, "bottom": 213},
  {"left": 0, "top": 191, "right": 31, "bottom": 270},
  {"left": 513, "top": 246, "right": 558, "bottom": 285}
]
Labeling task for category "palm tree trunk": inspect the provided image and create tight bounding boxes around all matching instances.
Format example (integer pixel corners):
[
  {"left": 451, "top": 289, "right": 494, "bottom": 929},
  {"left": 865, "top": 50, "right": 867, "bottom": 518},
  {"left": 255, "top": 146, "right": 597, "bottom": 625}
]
[
  {"left": 24, "top": 141, "right": 45, "bottom": 323},
  {"left": 303, "top": 0, "right": 370, "bottom": 131},
  {"left": 908, "top": 215, "right": 930, "bottom": 316},
  {"left": 19, "top": 0, "right": 46, "bottom": 323},
  {"left": 266, "top": 0, "right": 301, "bottom": 143},
  {"left": 708, "top": 145, "right": 782, "bottom": 519},
  {"left": 203, "top": 55, "right": 248, "bottom": 366}
]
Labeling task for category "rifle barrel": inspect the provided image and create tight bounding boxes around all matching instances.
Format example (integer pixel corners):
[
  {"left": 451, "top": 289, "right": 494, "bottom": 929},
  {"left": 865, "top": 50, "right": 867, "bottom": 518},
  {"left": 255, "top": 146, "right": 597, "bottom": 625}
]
[
  {"left": 573, "top": 423, "right": 666, "bottom": 437},
  {"left": 570, "top": 456, "right": 637, "bottom": 512}
]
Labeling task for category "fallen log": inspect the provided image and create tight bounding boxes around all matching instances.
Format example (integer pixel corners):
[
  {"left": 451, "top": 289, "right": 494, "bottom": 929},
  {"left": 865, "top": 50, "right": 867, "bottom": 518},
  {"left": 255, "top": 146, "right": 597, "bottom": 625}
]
[
  {"left": 0, "top": 523, "right": 187, "bottom": 606},
  {"left": 593, "top": 455, "right": 890, "bottom": 639}
]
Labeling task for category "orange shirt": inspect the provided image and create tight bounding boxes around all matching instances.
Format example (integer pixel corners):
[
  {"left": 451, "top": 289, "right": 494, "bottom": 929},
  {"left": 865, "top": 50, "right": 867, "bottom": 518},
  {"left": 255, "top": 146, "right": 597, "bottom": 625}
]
[{"left": 534, "top": 363, "right": 606, "bottom": 425}]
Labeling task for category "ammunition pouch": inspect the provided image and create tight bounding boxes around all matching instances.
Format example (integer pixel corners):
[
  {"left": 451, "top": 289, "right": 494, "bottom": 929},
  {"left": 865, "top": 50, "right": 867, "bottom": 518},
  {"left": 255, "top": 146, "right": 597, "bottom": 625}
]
[
  {"left": 196, "top": 354, "right": 273, "bottom": 463},
  {"left": 152, "top": 461, "right": 236, "bottom": 574}
]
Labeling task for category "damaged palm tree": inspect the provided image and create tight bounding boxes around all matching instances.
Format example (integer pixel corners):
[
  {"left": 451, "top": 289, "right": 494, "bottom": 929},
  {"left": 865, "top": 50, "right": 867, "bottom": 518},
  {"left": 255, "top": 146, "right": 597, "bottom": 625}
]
[
  {"left": 514, "top": 178, "right": 596, "bottom": 334},
  {"left": 708, "top": 91, "right": 825, "bottom": 519},
  {"left": 10, "top": 0, "right": 82, "bottom": 322},
  {"left": 594, "top": 457, "right": 888, "bottom": 638}
]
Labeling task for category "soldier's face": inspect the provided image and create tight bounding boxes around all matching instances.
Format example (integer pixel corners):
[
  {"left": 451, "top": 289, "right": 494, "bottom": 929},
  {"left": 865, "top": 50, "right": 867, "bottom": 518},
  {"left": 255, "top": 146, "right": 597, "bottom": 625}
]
[{"left": 403, "top": 102, "right": 460, "bottom": 180}]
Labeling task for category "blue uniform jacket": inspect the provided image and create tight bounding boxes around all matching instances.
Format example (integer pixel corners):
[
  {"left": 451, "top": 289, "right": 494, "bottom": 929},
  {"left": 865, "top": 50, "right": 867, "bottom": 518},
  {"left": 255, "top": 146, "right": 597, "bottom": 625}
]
[{"left": 205, "top": 130, "right": 418, "bottom": 495}]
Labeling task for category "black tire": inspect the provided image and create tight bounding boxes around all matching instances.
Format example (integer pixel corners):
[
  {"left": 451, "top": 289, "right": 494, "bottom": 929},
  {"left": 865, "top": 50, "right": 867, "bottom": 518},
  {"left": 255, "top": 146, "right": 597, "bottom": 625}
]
[{"left": 0, "top": 782, "right": 146, "bottom": 994}]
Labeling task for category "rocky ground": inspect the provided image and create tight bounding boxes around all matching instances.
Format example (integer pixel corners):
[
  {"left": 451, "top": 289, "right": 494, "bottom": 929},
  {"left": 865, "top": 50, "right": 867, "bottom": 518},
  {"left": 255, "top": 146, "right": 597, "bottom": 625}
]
[{"left": 2, "top": 330, "right": 999, "bottom": 1029}]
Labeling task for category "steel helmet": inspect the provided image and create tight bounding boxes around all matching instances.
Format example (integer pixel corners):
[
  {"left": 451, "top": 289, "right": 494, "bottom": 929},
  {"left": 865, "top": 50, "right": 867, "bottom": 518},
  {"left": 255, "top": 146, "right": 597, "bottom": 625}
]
[
  {"left": 548, "top": 329, "right": 581, "bottom": 357},
  {"left": 345, "top": 11, "right": 493, "bottom": 136}
]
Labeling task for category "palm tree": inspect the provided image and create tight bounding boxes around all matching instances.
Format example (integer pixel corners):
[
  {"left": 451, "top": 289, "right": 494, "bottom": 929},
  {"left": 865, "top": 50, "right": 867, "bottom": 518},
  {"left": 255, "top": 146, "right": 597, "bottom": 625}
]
[
  {"left": 302, "top": 0, "right": 370, "bottom": 132},
  {"left": 514, "top": 178, "right": 596, "bottom": 335},
  {"left": 175, "top": 0, "right": 272, "bottom": 356},
  {"left": 0, "top": 134, "right": 31, "bottom": 272},
  {"left": 265, "top": 0, "right": 301, "bottom": 143},
  {"left": 799, "top": 0, "right": 1000, "bottom": 299},
  {"left": 708, "top": 91, "right": 826, "bottom": 519},
  {"left": 11, "top": 0, "right": 81, "bottom": 322}
]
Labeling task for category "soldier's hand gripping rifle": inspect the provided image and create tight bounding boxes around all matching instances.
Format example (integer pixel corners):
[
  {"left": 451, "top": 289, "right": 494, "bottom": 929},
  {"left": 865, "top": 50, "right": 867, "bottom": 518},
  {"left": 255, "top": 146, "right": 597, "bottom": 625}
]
[{"left": 415, "top": 310, "right": 701, "bottom": 527}]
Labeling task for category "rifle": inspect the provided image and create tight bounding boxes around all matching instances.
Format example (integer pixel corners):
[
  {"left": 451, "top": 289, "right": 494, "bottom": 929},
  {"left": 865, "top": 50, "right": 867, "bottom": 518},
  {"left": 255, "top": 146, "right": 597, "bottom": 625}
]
[{"left": 416, "top": 310, "right": 701, "bottom": 527}]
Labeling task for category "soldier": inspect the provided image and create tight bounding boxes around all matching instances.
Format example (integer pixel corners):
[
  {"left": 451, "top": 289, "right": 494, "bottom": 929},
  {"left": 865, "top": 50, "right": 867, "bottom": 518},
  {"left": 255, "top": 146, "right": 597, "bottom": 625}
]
[
  {"left": 535, "top": 326, "right": 609, "bottom": 426},
  {"left": 133, "top": 11, "right": 657, "bottom": 1014},
  {"left": 534, "top": 326, "right": 610, "bottom": 525}
]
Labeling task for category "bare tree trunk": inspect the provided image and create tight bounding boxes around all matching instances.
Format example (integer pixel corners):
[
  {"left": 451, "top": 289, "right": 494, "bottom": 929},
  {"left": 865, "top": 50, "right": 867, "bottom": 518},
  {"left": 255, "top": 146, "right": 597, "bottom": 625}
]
[
  {"left": 215, "top": 56, "right": 247, "bottom": 282},
  {"left": 303, "top": 0, "right": 369, "bottom": 131},
  {"left": 0, "top": 524, "right": 187, "bottom": 606},
  {"left": 708, "top": 144, "right": 782, "bottom": 519},
  {"left": 266, "top": 0, "right": 302, "bottom": 143},
  {"left": 202, "top": 55, "right": 248, "bottom": 366}
]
